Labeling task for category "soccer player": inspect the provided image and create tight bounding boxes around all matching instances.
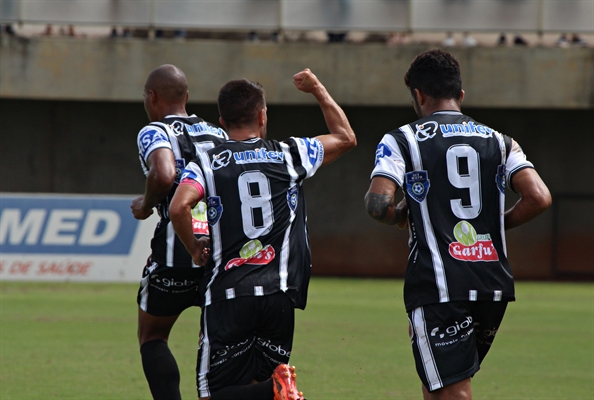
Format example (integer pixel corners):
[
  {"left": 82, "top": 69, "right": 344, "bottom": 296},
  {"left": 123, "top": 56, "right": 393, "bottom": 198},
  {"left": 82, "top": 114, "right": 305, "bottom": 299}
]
[
  {"left": 131, "top": 64, "right": 227, "bottom": 400},
  {"left": 364, "top": 50, "right": 551, "bottom": 400},
  {"left": 169, "top": 69, "right": 356, "bottom": 400}
]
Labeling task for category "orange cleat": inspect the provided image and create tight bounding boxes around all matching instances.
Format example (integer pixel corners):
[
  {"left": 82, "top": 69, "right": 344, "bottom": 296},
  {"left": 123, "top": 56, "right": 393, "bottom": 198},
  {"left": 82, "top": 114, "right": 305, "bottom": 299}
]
[{"left": 272, "top": 364, "right": 305, "bottom": 400}]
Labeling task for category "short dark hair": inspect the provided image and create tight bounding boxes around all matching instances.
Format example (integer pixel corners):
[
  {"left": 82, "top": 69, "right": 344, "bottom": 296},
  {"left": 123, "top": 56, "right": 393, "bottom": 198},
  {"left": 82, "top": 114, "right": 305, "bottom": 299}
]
[
  {"left": 218, "top": 79, "right": 265, "bottom": 128},
  {"left": 404, "top": 49, "right": 462, "bottom": 100}
]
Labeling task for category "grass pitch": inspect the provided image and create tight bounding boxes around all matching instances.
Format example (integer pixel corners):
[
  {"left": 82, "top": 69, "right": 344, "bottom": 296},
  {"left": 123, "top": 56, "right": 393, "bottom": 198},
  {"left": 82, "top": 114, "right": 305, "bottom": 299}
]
[{"left": 0, "top": 278, "right": 592, "bottom": 399}]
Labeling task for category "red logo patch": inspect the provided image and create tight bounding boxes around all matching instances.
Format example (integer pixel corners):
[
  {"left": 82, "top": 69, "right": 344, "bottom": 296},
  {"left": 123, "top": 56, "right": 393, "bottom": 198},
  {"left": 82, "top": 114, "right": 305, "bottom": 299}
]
[
  {"left": 449, "top": 240, "right": 499, "bottom": 262},
  {"left": 224, "top": 245, "right": 276, "bottom": 271}
]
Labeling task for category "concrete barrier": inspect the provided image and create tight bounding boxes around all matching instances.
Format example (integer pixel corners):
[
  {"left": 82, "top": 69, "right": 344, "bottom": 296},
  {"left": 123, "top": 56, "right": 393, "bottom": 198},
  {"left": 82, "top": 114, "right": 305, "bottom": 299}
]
[{"left": 1, "top": 36, "right": 593, "bottom": 109}]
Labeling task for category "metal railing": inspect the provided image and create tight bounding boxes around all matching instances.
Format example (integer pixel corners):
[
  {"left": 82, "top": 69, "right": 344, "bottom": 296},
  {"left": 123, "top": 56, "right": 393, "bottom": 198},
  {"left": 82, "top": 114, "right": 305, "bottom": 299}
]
[{"left": 1, "top": 0, "right": 592, "bottom": 33}]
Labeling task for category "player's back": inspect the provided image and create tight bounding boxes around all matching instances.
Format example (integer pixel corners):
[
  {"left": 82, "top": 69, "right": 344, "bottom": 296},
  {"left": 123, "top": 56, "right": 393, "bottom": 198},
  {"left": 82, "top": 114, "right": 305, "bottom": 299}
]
[
  {"left": 137, "top": 114, "right": 228, "bottom": 267},
  {"left": 191, "top": 136, "right": 324, "bottom": 309},
  {"left": 391, "top": 111, "right": 514, "bottom": 309}
]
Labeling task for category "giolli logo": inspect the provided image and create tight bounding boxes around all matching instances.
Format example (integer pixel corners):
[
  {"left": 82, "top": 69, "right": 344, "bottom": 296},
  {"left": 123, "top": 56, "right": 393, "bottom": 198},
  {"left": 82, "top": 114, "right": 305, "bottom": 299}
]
[{"left": 448, "top": 221, "right": 499, "bottom": 262}]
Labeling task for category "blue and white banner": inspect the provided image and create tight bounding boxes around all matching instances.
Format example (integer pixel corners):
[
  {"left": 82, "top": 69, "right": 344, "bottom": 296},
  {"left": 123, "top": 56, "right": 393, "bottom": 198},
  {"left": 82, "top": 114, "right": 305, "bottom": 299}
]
[{"left": 0, "top": 193, "right": 158, "bottom": 282}]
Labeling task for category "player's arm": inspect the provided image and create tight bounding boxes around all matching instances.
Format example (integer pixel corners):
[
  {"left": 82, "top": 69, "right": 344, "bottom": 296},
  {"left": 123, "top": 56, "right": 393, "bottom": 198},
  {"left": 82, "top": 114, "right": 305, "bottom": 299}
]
[
  {"left": 504, "top": 168, "right": 551, "bottom": 230},
  {"left": 131, "top": 148, "right": 176, "bottom": 220},
  {"left": 365, "top": 177, "right": 408, "bottom": 229},
  {"left": 169, "top": 182, "right": 210, "bottom": 265},
  {"left": 293, "top": 68, "right": 356, "bottom": 165}
]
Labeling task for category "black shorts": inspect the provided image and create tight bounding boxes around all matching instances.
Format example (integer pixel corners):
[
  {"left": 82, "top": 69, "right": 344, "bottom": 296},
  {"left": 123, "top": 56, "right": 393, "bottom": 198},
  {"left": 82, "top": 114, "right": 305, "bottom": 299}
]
[
  {"left": 196, "top": 292, "right": 295, "bottom": 398},
  {"left": 408, "top": 301, "right": 508, "bottom": 392},
  {"left": 136, "top": 258, "right": 203, "bottom": 316}
]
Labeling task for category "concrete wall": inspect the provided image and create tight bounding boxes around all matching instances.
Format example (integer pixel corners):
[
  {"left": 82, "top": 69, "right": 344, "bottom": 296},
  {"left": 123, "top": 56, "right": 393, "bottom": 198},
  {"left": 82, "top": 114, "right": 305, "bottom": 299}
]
[
  {"left": 1, "top": 36, "right": 592, "bottom": 279},
  {"left": 1, "top": 36, "right": 593, "bottom": 109},
  {"left": 1, "top": 99, "right": 592, "bottom": 279}
]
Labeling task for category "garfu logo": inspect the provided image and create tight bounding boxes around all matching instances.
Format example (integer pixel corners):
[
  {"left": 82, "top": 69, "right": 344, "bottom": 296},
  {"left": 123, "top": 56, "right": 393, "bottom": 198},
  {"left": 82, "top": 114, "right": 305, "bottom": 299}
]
[
  {"left": 191, "top": 202, "right": 209, "bottom": 235},
  {"left": 211, "top": 150, "right": 232, "bottom": 170},
  {"left": 415, "top": 121, "right": 438, "bottom": 141},
  {"left": 224, "top": 240, "right": 275, "bottom": 271},
  {"left": 448, "top": 221, "right": 499, "bottom": 262}
]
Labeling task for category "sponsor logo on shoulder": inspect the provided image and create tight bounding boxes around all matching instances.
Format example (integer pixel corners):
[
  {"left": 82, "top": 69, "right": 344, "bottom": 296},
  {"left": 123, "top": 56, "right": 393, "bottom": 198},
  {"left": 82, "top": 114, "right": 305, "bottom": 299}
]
[
  {"left": 233, "top": 148, "right": 284, "bottom": 165},
  {"left": 415, "top": 121, "right": 439, "bottom": 141},
  {"left": 448, "top": 221, "right": 499, "bottom": 262},
  {"left": 440, "top": 122, "right": 495, "bottom": 138},
  {"left": 374, "top": 143, "right": 392, "bottom": 166}
]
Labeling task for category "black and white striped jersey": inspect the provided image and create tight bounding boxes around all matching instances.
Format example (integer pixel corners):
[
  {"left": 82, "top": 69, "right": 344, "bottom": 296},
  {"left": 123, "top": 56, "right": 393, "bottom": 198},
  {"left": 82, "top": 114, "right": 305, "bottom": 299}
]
[
  {"left": 137, "top": 114, "right": 227, "bottom": 267},
  {"left": 180, "top": 136, "right": 325, "bottom": 309},
  {"left": 371, "top": 111, "right": 534, "bottom": 311}
]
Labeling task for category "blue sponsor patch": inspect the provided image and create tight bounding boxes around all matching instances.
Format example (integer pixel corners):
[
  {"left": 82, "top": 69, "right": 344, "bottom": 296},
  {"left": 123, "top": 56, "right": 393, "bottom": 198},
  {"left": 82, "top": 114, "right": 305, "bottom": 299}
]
[
  {"left": 138, "top": 127, "right": 169, "bottom": 159},
  {"left": 207, "top": 196, "right": 223, "bottom": 226},
  {"left": 287, "top": 185, "right": 299, "bottom": 211},
  {"left": 496, "top": 164, "right": 506, "bottom": 194},
  {"left": 302, "top": 138, "right": 322, "bottom": 166},
  {"left": 406, "top": 170, "right": 430, "bottom": 203},
  {"left": 374, "top": 143, "right": 392, "bottom": 166},
  {"left": 0, "top": 196, "right": 139, "bottom": 255},
  {"left": 174, "top": 159, "right": 186, "bottom": 183},
  {"left": 180, "top": 168, "right": 197, "bottom": 183}
]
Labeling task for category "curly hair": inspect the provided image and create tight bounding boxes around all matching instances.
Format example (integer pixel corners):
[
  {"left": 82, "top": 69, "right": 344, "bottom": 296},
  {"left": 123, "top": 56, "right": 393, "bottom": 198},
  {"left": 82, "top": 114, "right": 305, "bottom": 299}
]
[
  {"left": 404, "top": 49, "right": 462, "bottom": 100},
  {"left": 218, "top": 79, "right": 266, "bottom": 128}
]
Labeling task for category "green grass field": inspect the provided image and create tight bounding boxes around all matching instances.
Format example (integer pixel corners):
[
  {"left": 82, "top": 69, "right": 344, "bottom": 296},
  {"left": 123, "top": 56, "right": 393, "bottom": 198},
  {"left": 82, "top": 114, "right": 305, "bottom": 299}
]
[{"left": 0, "top": 278, "right": 592, "bottom": 399}]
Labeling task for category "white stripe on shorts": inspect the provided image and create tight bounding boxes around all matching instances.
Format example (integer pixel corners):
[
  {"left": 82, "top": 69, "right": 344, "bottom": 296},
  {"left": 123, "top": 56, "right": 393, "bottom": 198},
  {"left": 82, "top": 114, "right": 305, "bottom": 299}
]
[{"left": 412, "top": 307, "right": 443, "bottom": 391}]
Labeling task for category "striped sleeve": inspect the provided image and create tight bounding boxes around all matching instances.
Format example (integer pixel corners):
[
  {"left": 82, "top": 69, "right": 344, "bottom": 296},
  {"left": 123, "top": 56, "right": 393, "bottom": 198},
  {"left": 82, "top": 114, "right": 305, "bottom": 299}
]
[
  {"left": 370, "top": 133, "right": 406, "bottom": 188},
  {"left": 179, "top": 161, "right": 206, "bottom": 198},
  {"left": 283, "top": 137, "right": 324, "bottom": 181},
  {"left": 137, "top": 124, "right": 172, "bottom": 162},
  {"left": 506, "top": 139, "right": 535, "bottom": 193}
]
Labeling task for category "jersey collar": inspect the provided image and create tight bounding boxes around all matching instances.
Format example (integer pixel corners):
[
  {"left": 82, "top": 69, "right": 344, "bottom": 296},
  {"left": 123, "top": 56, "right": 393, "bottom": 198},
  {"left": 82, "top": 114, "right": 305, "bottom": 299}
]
[{"left": 431, "top": 110, "right": 463, "bottom": 116}]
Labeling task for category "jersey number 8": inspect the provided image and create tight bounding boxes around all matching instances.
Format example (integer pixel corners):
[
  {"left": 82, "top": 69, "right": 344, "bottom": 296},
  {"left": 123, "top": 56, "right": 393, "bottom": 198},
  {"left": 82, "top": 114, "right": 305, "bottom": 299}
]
[{"left": 238, "top": 171, "right": 274, "bottom": 238}]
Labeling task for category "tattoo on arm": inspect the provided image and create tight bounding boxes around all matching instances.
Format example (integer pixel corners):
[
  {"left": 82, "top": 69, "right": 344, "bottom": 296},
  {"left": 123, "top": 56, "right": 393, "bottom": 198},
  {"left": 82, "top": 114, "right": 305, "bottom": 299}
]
[{"left": 365, "top": 192, "right": 395, "bottom": 224}]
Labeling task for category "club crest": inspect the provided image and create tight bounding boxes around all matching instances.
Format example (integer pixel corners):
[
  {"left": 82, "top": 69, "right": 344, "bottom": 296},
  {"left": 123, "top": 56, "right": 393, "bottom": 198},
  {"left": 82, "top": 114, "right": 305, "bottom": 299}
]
[
  {"left": 207, "top": 196, "right": 223, "bottom": 225},
  {"left": 496, "top": 164, "right": 506, "bottom": 194},
  {"left": 406, "top": 170, "right": 430, "bottom": 203}
]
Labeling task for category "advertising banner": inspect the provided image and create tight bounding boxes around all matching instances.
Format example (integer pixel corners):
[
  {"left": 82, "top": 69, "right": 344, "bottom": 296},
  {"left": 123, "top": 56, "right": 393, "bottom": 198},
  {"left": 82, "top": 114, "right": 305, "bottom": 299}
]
[{"left": 0, "top": 193, "right": 158, "bottom": 282}]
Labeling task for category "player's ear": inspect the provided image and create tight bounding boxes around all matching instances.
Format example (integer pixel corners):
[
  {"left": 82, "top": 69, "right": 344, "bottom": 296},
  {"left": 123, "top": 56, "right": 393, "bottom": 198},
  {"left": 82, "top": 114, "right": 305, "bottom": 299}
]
[
  {"left": 258, "top": 107, "right": 267, "bottom": 127},
  {"left": 413, "top": 88, "right": 426, "bottom": 106},
  {"left": 459, "top": 90, "right": 465, "bottom": 103},
  {"left": 219, "top": 117, "right": 228, "bottom": 130}
]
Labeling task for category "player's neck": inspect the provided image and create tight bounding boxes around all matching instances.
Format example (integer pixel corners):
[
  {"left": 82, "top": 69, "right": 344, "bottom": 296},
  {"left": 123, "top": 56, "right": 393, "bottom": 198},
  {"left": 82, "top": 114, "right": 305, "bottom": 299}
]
[
  {"left": 159, "top": 106, "right": 188, "bottom": 120},
  {"left": 228, "top": 128, "right": 261, "bottom": 141},
  {"left": 421, "top": 98, "right": 461, "bottom": 118}
]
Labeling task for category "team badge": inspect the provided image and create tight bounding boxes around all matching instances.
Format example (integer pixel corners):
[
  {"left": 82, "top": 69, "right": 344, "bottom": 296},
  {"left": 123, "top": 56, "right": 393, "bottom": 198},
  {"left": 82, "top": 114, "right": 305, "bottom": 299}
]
[
  {"left": 174, "top": 159, "right": 186, "bottom": 183},
  {"left": 406, "top": 170, "right": 430, "bottom": 203},
  {"left": 287, "top": 185, "right": 299, "bottom": 211},
  {"left": 495, "top": 164, "right": 506, "bottom": 194},
  {"left": 206, "top": 196, "right": 223, "bottom": 226}
]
